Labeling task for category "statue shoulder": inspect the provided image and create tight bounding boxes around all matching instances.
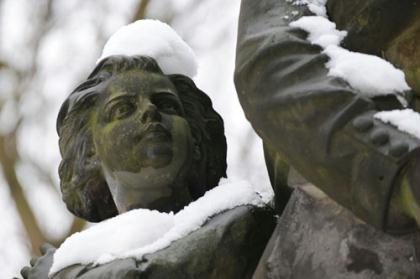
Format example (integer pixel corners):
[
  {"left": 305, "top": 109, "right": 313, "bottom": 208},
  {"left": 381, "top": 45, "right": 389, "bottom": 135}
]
[{"left": 52, "top": 205, "right": 275, "bottom": 279}]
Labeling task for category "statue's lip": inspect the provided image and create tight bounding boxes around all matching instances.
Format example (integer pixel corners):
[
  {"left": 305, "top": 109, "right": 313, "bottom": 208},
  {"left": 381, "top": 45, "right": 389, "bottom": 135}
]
[{"left": 141, "top": 123, "right": 171, "bottom": 141}]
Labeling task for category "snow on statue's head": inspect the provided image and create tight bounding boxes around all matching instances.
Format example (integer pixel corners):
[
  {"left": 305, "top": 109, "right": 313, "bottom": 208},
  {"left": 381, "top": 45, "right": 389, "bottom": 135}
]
[{"left": 56, "top": 20, "right": 227, "bottom": 222}]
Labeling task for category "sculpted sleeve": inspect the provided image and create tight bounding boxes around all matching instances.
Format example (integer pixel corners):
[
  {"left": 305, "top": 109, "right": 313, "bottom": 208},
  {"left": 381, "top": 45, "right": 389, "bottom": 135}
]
[{"left": 234, "top": 0, "right": 420, "bottom": 232}]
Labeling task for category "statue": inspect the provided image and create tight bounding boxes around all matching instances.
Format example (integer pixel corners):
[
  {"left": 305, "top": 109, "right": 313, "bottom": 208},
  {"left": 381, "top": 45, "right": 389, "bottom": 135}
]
[
  {"left": 20, "top": 21, "right": 275, "bottom": 279},
  {"left": 235, "top": 0, "right": 420, "bottom": 277},
  {"left": 57, "top": 55, "right": 227, "bottom": 220}
]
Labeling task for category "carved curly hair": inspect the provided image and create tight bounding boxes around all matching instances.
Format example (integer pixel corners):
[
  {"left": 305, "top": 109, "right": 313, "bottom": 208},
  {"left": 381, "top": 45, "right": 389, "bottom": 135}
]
[{"left": 57, "top": 55, "right": 227, "bottom": 222}]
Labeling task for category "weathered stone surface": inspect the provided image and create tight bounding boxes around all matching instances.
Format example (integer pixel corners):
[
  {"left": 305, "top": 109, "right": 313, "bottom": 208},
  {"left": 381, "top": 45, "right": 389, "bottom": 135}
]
[
  {"left": 50, "top": 205, "right": 275, "bottom": 279},
  {"left": 254, "top": 186, "right": 420, "bottom": 279}
]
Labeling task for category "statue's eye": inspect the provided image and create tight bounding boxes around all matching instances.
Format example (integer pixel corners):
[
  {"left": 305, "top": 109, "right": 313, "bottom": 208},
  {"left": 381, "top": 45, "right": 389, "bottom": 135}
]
[
  {"left": 109, "top": 102, "right": 135, "bottom": 120},
  {"left": 152, "top": 95, "right": 181, "bottom": 115},
  {"left": 158, "top": 101, "right": 178, "bottom": 114}
]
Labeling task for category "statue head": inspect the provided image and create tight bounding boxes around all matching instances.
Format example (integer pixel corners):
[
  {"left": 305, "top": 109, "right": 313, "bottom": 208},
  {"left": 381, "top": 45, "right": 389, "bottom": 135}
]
[{"left": 57, "top": 55, "right": 227, "bottom": 222}]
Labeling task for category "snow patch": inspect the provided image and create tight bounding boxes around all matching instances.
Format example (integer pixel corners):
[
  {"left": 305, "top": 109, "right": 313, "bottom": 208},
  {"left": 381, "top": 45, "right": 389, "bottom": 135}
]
[
  {"left": 374, "top": 109, "right": 420, "bottom": 140},
  {"left": 286, "top": 0, "right": 327, "bottom": 16},
  {"left": 325, "top": 45, "right": 410, "bottom": 101},
  {"left": 290, "top": 16, "right": 346, "bottom": 48},
  {"left": 290, "top": 15, "right": 409, "bottom": 106},
  {"left": 98, "top": 19, "right": 198, "bottom": 77},
  {"left": 50, "top": 210, "right": 173, "bottom": 276},
  {"left": 49, "top": 180, "right": 265, "bottom": 276}
]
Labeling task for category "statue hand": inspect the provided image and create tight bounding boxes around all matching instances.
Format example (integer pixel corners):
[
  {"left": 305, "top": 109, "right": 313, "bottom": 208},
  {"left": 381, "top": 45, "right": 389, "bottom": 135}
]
[{"left": 20, "top": 243, "right": 56, "bottom": 279}]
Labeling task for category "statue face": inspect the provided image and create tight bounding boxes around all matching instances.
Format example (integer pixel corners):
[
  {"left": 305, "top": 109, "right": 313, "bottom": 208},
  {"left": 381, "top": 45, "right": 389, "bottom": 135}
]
[{"left": 93, "top": 70, "right": 194, "bottom": 213}]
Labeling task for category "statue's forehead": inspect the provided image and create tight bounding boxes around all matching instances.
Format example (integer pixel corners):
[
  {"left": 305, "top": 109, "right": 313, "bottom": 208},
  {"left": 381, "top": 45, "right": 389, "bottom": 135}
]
[{"left": 106, "top": 71, "right": 176, "bottom": 93}]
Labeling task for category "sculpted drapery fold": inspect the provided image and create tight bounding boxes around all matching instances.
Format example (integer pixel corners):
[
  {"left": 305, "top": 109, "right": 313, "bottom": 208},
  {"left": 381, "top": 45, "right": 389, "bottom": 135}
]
[{"left": 234, "top": 0, "right": 420, "bottom": 232}]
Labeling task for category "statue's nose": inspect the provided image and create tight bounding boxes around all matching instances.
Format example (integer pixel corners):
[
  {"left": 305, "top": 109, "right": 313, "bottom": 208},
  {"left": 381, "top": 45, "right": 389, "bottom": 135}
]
[{"left": 141, "top": 103, "right": 161, "bottom": 124}]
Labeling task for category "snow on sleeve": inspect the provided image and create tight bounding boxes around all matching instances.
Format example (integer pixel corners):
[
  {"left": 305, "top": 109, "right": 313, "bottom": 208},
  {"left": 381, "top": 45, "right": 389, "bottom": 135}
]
[
  {"left": 49, "top": 180, "right": 265, "bottom": 276},
  {"left": 325, "top": 45, "right": 410, "bottom": 102},
  {"left": 97, "top": 19, "right": 197, "bottom": 77},
  {"left": 289, "top": 7, "right": 410, "bottom": 106},
  {"left": 286, "top": 0, "right": 327, "bottom": 16},
  {"left": 374, "top": 109, "right": 420, "bottom": 140},
  {"left": 289, "top": 16, "right": 346, "bottom": 48}
]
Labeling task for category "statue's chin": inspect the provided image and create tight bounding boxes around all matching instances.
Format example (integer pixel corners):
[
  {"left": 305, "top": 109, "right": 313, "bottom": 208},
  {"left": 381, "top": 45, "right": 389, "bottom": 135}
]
[
  {"left": 125, "top": 199, "right": 172, "bottom": 213},
  {"left": 122, "top": 183, "right": 191, "bottom": 214},
  {"left": 139, "top": 142, "right": 173, "bottom": 169}
]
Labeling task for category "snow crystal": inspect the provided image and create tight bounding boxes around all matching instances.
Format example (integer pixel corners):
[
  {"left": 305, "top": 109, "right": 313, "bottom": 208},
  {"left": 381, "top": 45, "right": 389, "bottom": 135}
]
[
  {"left": 49, "top": 180, "right": 265, "bottom": 276},
  {"left": 97, "top": 19, "right": 198, "bottom": 77},
  {"left": 290, "top": 15, "right": 410, "bottom": 106},
  {"left": 374, "top": 109, "right": 420, "bottom": 140}
]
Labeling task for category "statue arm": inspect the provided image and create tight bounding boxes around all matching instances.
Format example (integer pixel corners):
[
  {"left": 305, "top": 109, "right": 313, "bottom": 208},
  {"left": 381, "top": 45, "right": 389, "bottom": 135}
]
[{"left": 234, "top": 0, "right": 420, "bottom": 232}]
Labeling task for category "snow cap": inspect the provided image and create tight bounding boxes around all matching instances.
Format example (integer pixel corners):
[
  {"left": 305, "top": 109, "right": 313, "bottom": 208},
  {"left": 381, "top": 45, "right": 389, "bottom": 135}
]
[{"left": 97, "top": 19, "right": 198, "bottom": 77}]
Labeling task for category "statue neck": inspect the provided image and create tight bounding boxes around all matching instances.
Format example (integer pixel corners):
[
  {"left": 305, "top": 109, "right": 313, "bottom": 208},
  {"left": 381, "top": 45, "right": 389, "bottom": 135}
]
[{"left": 103, "top": 167, "right": 193, "bottom": 213}]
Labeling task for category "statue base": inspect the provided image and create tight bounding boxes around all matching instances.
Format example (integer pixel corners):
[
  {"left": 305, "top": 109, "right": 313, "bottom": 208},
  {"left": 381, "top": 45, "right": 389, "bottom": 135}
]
[{"left": 254, "top": 184, "right": 420, "bottom": 279}]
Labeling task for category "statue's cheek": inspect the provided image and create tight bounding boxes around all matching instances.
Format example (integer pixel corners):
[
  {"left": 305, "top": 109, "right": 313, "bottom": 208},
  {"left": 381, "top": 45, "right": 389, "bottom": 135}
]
[{"left": 93, "top": 122, "right": 133, "bottom": 167}]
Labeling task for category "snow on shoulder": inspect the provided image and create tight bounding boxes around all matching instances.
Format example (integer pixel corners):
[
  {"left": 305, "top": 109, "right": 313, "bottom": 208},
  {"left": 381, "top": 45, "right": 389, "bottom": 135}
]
[
  {"left": 98, "top": 19, "right": 197, "bottom": 77},
  {"left": 289, "top": 3, "right": 410, "bottom": 106},
  {"left": 49, "top": 180, "right": 265, "bottom": 276}
]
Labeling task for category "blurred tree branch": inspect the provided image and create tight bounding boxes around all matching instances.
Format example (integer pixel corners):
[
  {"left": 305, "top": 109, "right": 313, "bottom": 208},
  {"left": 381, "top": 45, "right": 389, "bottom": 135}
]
[
  {"left": 25, "top": 157, "right": 58, "bottom": 194},
  {"left": 132, "top": 0, "right": 150, "bottom": 21},
  {"left": 0, "top": 60, "right": 7, "bottom": 69},
  {"left": 0, "top": 133, "right": 45, "bottom": 256},
  {"left": 0, "top": 0, "right": 87, "bottom": 256}
]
